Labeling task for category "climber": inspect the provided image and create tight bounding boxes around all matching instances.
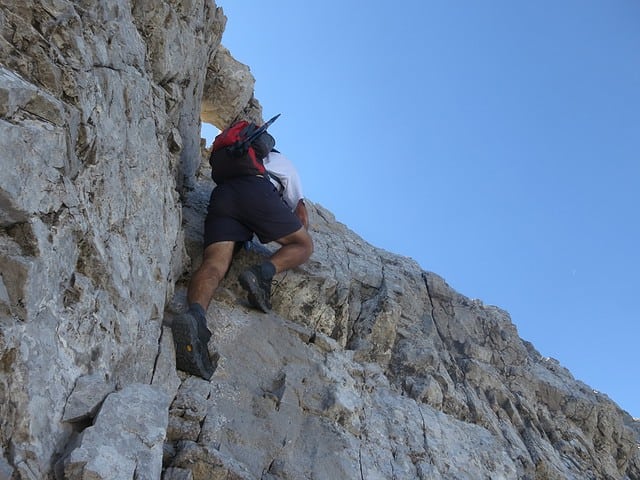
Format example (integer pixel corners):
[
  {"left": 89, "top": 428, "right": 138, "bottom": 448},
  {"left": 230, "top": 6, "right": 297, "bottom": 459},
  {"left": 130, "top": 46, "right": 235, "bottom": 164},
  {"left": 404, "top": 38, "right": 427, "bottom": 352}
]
[{"left": 172, "top": 122, "right": 313, "bottom": 380}]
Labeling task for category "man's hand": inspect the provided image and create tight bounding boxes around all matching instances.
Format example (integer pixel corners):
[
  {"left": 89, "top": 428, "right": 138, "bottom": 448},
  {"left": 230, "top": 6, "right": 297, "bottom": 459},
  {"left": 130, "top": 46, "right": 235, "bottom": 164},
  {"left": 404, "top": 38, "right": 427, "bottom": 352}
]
[{"left": 295, "top": 199, "right": 309, "bottom": 230}]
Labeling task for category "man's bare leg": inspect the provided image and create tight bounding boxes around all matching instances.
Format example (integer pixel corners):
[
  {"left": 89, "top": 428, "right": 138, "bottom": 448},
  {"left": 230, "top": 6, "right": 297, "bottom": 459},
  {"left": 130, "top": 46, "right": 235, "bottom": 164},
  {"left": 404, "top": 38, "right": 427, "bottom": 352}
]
[
  {"left": 173, "top": 241, "right": 235, "bottom": 380},
  {"left": 270, "top": 226, "right": 314, "bottom": 273},
  {"left": 188, "top": 240, "right": 236, "bottom": 310}
]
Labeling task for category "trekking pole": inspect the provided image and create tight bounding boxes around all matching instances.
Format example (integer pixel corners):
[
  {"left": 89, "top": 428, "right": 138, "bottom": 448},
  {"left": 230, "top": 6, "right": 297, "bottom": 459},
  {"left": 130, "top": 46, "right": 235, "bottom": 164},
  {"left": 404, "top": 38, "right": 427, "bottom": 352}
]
[{"left": 241, "top": 113, "right": 281, "bottom": 146}]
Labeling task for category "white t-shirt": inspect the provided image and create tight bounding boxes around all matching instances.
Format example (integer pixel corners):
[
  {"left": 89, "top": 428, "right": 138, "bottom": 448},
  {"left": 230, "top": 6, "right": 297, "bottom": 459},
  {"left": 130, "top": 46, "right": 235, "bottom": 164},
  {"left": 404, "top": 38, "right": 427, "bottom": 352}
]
[{"left": 262, "top": 151, "right": 304, "bottom": 210}]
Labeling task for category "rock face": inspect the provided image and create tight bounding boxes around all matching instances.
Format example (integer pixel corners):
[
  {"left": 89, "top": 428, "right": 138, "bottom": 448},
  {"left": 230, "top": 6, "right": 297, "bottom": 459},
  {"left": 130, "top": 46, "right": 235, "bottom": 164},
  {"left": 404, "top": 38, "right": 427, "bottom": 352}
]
[
  {"left": 0, "top": 1, "right": 638, "bottom": 480},
  {"left": 0, "top": 0, "right": 223, "bottom": 477}
]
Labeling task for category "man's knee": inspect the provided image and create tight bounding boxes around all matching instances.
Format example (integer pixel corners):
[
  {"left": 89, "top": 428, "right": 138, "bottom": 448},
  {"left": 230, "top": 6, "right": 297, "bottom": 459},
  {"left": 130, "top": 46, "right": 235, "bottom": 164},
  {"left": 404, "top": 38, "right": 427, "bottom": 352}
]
[
  {"left": 198, "top": 259, "right": 227, "bottom": 284},
  {"left": 280, "top": 227, "right": 313, "bottom": 255}
]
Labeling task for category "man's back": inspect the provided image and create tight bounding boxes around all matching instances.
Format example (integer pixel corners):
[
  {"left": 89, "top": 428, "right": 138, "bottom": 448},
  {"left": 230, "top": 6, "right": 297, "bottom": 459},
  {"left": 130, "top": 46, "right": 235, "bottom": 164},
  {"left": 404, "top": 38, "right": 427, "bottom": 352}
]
[{"left": 263, "top": 151, "right": 304, "bottom": 210}]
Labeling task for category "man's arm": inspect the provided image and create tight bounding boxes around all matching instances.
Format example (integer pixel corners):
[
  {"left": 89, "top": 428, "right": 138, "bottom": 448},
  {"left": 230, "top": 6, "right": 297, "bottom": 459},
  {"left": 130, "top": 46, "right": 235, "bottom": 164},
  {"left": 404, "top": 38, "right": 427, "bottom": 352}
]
[{"left": 294, "top": 199, "right": 309, "bottom": 230}]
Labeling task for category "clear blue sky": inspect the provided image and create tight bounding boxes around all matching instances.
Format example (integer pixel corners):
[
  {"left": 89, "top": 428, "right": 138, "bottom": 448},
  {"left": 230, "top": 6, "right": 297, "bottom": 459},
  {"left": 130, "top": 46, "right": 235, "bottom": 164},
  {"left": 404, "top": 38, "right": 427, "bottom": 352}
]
[{"left": 204, "top": 1, "right": 640, "bottom": 418}]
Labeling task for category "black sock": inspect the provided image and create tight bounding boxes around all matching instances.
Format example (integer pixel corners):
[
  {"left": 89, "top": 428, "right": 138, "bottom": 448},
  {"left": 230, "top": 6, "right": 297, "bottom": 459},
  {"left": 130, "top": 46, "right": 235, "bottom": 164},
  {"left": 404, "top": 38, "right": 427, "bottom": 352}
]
[
  {"left": 260, "top": 261, "right": 276, "bottom": 280},
  {"left": 189, "top": 303, "right": 207, "bottom": 321}
]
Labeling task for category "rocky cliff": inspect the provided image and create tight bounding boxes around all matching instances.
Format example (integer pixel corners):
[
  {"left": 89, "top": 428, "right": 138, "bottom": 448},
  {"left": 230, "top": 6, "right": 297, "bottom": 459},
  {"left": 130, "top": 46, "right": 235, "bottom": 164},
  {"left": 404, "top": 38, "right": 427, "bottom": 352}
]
[{"left": 0, "top": 1, "right": 638, "bottom": 479}]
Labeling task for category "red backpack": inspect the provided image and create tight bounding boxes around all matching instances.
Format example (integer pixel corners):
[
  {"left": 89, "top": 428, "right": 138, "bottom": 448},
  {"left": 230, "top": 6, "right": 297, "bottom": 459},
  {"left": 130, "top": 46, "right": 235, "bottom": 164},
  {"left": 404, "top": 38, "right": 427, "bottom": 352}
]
[{"left": 209, "top": 120, "right": 274, "bottom": 184}]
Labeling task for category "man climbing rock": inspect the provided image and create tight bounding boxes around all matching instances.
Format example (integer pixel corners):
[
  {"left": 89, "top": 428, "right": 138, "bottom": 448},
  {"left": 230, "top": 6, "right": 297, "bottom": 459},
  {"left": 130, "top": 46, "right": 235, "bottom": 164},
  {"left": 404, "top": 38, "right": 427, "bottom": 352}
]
[{"left": 172, "top": 118, "right": 313, "bottom": 380}]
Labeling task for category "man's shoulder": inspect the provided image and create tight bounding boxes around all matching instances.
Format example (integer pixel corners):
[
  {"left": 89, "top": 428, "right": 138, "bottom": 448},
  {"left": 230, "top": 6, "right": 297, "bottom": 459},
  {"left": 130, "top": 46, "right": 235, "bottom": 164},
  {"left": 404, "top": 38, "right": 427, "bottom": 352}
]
[
  {"left": 267, "top": 150, "right": 288, "bottom": 161},
  {"left": 265, "top": 151, "right": 294, "bottom": 168}
]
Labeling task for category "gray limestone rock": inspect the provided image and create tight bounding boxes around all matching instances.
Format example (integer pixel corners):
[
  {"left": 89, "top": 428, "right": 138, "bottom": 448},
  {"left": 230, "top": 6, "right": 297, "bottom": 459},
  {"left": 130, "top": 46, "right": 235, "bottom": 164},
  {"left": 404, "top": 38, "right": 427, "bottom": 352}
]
[
  {"left": 0, "top": 455, "right": 13, "bottom": 480},
  {"left": 62, "top": 373, "right": 115, "bottom": 423},
  {"left": 167, "top": 377, "right": 212, "bottom": 442},
  {"left": 201, "top": 45, "right": 263, "bottom": 128},
  {"left": 63, "top": 383, "right": 171, "bottom": 480},
  {"left": 0, "top": 0, "right": 224, "bottom": 476},
  {"left": 152, "top": 326, "right": 183, "bottom": 400},
  {"left": 162, "top": 468, "right": 193, "bottom": 480},
  {"left": 170, "top": 441, "right": 254, "bottom": 480}
]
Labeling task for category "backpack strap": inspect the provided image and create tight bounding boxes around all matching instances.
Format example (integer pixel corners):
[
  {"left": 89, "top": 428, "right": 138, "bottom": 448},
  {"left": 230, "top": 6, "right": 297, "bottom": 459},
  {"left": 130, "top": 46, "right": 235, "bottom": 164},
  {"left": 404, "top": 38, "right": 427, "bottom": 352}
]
[{"left": 267, "top": 171, "right": 285, "bottom": 196}]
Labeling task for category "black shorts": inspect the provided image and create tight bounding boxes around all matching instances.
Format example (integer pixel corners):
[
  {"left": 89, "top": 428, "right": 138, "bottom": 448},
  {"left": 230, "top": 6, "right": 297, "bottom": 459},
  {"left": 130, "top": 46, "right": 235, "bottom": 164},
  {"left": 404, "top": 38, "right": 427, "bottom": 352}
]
[{"left": 203, "top": 176, "right": 302, "bottom": 248}]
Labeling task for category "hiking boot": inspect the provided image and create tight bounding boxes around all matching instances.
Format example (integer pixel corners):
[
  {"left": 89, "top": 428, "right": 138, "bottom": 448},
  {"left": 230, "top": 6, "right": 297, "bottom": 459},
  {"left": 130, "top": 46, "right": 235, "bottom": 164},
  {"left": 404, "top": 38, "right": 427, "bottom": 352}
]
[
  {"left": 238, "top": 262, "right": 275, "bottom": 313},
  {"left": 172, "top": 311, "right": 215, "bottom": 380}
]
